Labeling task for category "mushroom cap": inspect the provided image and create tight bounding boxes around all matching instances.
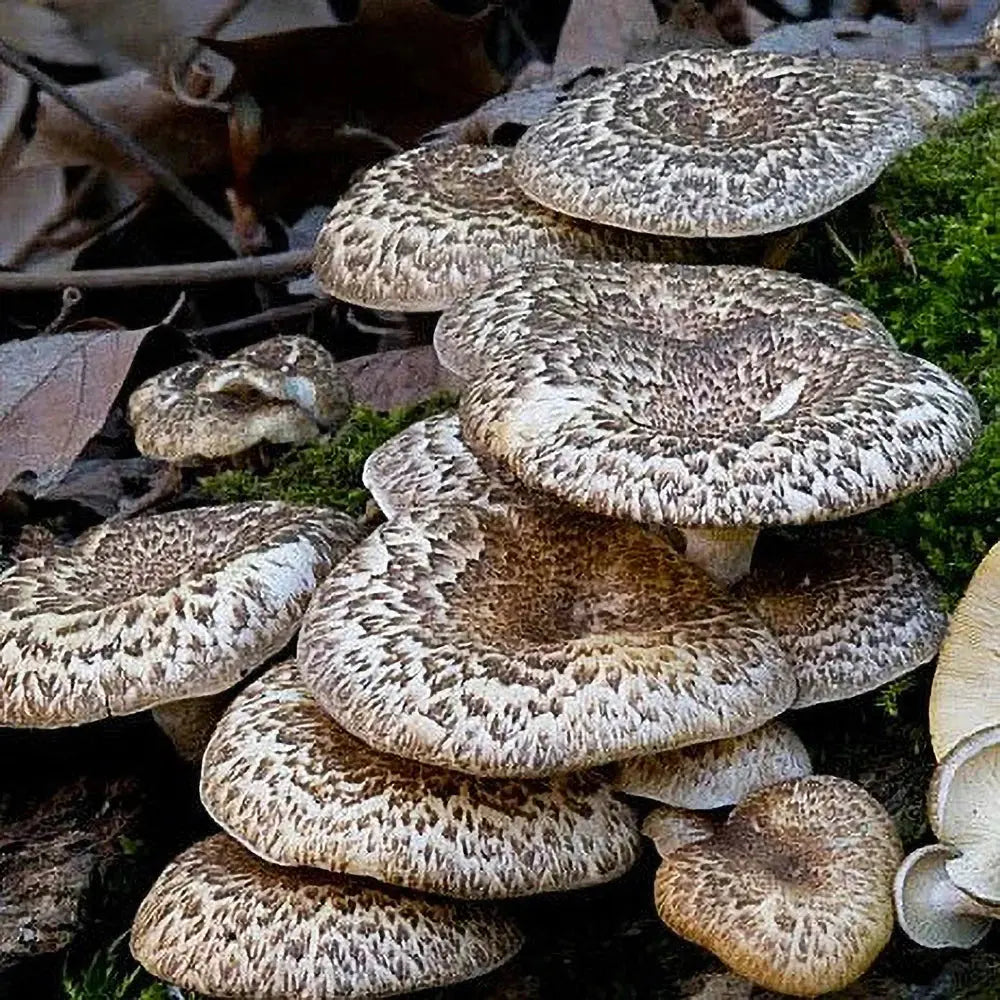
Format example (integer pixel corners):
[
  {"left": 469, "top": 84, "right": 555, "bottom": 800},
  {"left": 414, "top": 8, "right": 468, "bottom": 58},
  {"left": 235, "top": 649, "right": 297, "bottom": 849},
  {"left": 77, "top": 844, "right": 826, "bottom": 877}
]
[
  {"left": 0, "top": 502, "right": 360, "bottom": 727},
  {"left": 312, "top": 144, "right": 683, "bottom": 312},
  {"left": 654, "top": 776, "right": 902, "bottom": 996},
  {"left": 927, "top": 723, "right": 1000, "bottom": 904},
  {"left": 130, "top": 834, "right": 523, "bottom": 1000},
  {"left": 734, "top": 525, "right": 947, "bottom": 708},
  {"left": 201, "top": 661, "right": 641, "bottom": 899},
  {"left": 985, "top": 11, "right": 999, "bottom": 59},
  {"left": 893, "top": 844, "right": 996, "bottom": 950},
  {"left": 439, "top": 262, "right": 979, "bottom": 528},
  {"left": 508, "top": 50, "right": 964, "bottom": 238},
  {"left": 297, "top": 500, "right": 795, "bottom": 777},
  {"left": 362, "top": 412, "right": 523, "bottom": 519},
  {"left": 929, "top": 540, "right": 1000, "bottom": 761},
  {"left": 614, "top": 720, "right": 811, "bottom": 809},
  {"left": 128, "top": 335, "right": 351, "bottom": 463},
  {"left": 641, "top": 806, "right": 717, "bottom": 859}
]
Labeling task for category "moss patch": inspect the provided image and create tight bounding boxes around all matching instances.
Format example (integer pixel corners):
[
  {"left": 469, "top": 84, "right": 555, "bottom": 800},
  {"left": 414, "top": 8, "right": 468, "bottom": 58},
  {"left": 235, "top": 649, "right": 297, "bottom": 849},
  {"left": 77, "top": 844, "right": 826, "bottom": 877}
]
[{"left": 199, "top": 395, "right": 456, "bottom": 517}]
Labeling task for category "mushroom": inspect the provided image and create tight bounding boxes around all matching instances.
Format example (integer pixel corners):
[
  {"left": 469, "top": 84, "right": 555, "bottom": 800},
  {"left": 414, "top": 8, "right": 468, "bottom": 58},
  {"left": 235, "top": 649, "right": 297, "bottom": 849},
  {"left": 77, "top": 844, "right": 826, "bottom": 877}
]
[
  {"left": 312, "top": 144, "right": 684, "bottom": 313},
  {"left": 436, "top": 261, "right": 979, "bottom": 584},
  {"left": 654, "top": 776, "right": 902, "bottom": 996},
  {"left": 0, "top": 501, "right": 360, "bottom": 727},
  {"left": 131, "top": 834, "right": 523, "bottom": 999},
  {"left": 614, "top": 720, "right": 811, "bottom": 809},
  {"left": 894, "top": 844, "right": 1000, "bottom": 949},
  {"left": 201, "top": 661, "right": 641, "bottom": 899},
  {"left": 928, "top": 540, "right": 1000, "bottom": 761},
  {"left": 734, "top": 525, "right": 947, "bottom": 707},
  {"left": 297, "top": 499, "right": 795, "bottom": 777},
  {"left": 641, "top": 806, "right": 717, "bottom": 859},
  {"left": 128, "top": 335, "right": 351, "bottom": 464},
  {"left": 986, "top": 11, "right": 999, "bottom": 59},
  {"left": 927, "top": 723, "right": 1000, "bottom": 904},
  {"left": 509, "top": 50, "right": 971, "bottom": 238}
]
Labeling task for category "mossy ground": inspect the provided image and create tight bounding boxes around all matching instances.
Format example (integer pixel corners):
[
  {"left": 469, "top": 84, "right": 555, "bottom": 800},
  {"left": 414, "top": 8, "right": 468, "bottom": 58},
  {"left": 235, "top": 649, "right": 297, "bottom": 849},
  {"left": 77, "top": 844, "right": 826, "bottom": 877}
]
[{"left": 72, "top": 100, "right": 1000, "bottom": 1000}]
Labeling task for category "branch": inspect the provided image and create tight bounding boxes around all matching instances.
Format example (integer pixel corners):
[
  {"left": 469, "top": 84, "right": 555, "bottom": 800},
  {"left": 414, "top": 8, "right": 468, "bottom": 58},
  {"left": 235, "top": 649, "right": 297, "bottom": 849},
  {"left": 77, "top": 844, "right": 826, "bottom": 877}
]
[{"left": 0, "top": 38, "right": 238, "bottom": 253}]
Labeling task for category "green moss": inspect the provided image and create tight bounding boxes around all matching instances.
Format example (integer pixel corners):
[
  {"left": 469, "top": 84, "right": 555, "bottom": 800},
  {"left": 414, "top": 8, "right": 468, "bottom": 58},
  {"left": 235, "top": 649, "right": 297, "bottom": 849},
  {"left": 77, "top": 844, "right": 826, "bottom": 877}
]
[
  {"left": 837, "top": 99, "right": 1000, "bottom": 601},
  {"left": 62, "top": 935, "right": 200, "bottom": 1000},
  {"left": 199, "top": 394, "right": 456, "bottom": 517}
]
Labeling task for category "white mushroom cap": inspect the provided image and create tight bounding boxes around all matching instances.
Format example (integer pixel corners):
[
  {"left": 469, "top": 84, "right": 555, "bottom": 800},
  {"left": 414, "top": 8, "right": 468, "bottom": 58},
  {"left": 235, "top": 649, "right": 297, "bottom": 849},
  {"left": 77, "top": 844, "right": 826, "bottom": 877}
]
[
  {"left": 509, "top": 50, "right": 967, "bottom": 238},
  {"left": 894, "top": 844, "right": 999, "bottom": 949},
  {"left": 927, "top": 724, "right": 1000, "bottom": 904},
  {"left": 297, "top": 500, "right": 795, "bottom": 777},
  {"left": 130, "top": 834, "right": 523, "bottom": 999},
  {"left": 641, "top": 806, "right": 717, "bottom": 859},
  {"left": 362, "top": 412, "right": 522, "bottom": 519},
  {"left": 201, "top": 661, "right": 641, "bottom": 899},
  {"left": 654, "top": 776, "right": 902, "bottom": 996},
  {"left": 929, "top": 540, "right": 1000, "bottom": 761},
  {"left": 735, "top": 525, "right": 947, "bottom": 707},
  {"left": 313, "top": 144, "right": 683, "bottom": 312},
  {"left": 0, "top": 502, "right": 360, "bottom": 727},
  {"left": 439, "top": 262, "right": 979, "bottom": 531},
  {"left": 128, "top": 335, "right": 351, "bottom": 463},
  {"left": 614, "top": 720, "right": 811, "bottom": 809}
]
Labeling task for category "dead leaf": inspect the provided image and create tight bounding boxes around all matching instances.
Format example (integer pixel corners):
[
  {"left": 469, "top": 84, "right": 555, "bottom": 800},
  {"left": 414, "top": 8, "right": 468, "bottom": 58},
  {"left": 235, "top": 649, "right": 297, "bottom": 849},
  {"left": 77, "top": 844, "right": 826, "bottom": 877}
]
[
  {"left": 554, "top": 0, "right": 661, "bottom": 70},
  {"left": 0, "top": 302, "right": 180, "bottom": 495},
  {"left": 0, "top": 2, "right": 95, "bottom": 66},
  {"left": 0, "top": 65, "right": 31, "bottom": 175},
  {"left": 0, "top": 167, "right": 66, "bottom": 267},
  {"left": 339, "top": 346, "right": 462, "bottom": 412}
]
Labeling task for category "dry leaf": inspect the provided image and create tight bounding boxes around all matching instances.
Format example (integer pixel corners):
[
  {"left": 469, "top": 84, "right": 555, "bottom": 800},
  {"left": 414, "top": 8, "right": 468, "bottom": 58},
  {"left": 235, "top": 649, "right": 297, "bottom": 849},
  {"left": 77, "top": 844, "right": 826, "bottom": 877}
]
[
  {"left": 554, "top": 0, "right": 661, "bottom": 70},
  {"left": 0, "top": 2, "right": 95, "bottom": 66},
  {"left": 0, "top": 65, "right": 31, "bottom": 175},
  {"left": 339, "top": 346, "right": 462, "bottom": 412},
  {"left": 0, "top": 305, "right": 179, "bottom": 494},
  {"left": 0, "top": 167, "right": 66, "bottom": 266}
]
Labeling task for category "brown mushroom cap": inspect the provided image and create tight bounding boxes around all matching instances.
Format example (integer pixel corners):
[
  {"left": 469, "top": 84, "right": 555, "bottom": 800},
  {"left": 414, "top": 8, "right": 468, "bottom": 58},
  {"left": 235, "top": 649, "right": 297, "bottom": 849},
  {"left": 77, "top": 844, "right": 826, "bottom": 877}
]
[
  {"left": 201, "top": 661, "right": 640, "bottom": 898},
  {"left": 641, "top": 806, "right": 717, "bottom": 859},
  {"left": 128, "top": 335, "right": 351, "bottom": 463},
  {"left": 894, "top": 844, "right": 998, "bottom": 950},
  {"left": 735, "top": 525, "right": 947, "bottom": 708},
  {"left": 312, "top": 144, "right": 682, "bottom": 312},
  {"left": 509, "top": 50, "right": 969, "bottom": 237},
  {"left": 131, "top": 833, "right": 523, "bottom": 999},
  {"left": 0, "top": 502, "right": 360, "bottom": 727},
  {"left": 297, "top": 500, "right": 795, "bottom": 777},
  {"left": 654, "top": 776, "right": 902, "bottom": 996},
  {"left": 614, "top": 720, "right": 811, "bottom": 809},
  {"left": 442, "top": 262, "right": 978, "bottom": 530},
  {"left": 929, "top": 540, "right": 1000, "bottom": 761}
]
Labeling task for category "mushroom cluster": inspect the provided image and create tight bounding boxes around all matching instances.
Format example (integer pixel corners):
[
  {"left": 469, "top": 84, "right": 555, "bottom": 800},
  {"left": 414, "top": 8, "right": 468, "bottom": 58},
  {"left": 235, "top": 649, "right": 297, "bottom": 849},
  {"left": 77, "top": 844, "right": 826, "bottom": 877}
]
[{"left": 896, "top": 541, "right": 1000, "bottom": 950}]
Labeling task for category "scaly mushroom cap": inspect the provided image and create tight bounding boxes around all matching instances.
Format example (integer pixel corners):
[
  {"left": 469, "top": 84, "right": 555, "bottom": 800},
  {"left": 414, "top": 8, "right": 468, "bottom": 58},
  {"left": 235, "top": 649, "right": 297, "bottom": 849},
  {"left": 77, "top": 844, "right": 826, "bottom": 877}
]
[
  {"left": 128, "top": 335, "right": 351, "bottom": 463},
  {"left": 312, "top": 144, "right": 683, "bottom": 312},
  {"left": 986, "top": 11, "right": 1000, "bottom": 59},
  {"left": 201, "top": 661, "right": 640, "bottom": 898},
  {"left": 131, "top": 834, "right": 523, "bottom": 999},
  {"left": 929, "top": 540, "right": 1000, "bottom": 761},
  {"left": 654, "top": 776, "right": 902, "bottom": 996},
  {"left": 439, "top": 262, "right": 978, "bottom": 528},
  {"left": 362, "top": 413, "right": 523, "bottom": 519},
  {"left": 735, "top": 525, "right": 947, "bottom": 707},
  {"left": 927, "top": 724, "right": 1000, "bottom": 904},
  {"left": 894, "top": 844, "right": 998, "bottom": 950},
  {"left": 297, "top": 501, "right": 795, "bottom": 777},
  {"left": 0, "top": 502, "right": 360, "bottom": 727},
  {"left": 614, "top": 720, "right": 811, "bottom": 809},
  {"left": 509, "top": 50, "right": 967, "bottom": 237},
  {"left": 641, "top": 806, "right": 717, "bottom": 859}
]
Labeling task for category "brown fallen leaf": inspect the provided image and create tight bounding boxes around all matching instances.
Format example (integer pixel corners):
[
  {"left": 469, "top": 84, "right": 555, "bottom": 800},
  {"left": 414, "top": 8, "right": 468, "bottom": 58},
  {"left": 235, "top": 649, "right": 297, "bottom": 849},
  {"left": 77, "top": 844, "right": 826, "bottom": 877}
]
[
  {"left": 339, "top": 345, "right": 462, "bottom": 412},
  {"left": 0, "top": 2, "right": 95, "bottom": 66},
  {"left": 0, "top": 166, "right": 66, "bottom": 267},
  {"left": 0, "top": 302, "right": 181, "bottom": 494},
  {"left": 554, "top": 0, "right": 661, "bottom": 70}
]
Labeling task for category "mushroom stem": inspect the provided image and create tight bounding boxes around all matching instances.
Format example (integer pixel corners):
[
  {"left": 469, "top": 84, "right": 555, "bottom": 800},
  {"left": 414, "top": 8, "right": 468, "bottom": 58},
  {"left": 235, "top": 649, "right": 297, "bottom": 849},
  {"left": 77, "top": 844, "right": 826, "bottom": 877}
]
[
  {"left": 680, "top": 527, "right": 759, "bottom": 586},
  {"left": 152, "top": 693, "right": 232, "bottom": 763}
]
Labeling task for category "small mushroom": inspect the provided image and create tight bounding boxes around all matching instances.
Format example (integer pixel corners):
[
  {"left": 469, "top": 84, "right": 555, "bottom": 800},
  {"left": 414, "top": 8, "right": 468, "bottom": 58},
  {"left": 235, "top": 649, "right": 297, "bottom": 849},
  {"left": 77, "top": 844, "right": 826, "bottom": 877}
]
[
  {"left": 929, "top": 540, "right": 1000, "bottom": 761},
  {"left": 201, "top": 661, "right": 641, "bottom": 899},
  {"left": 641, "top": 806, "right": 717, "bottom": 859},
  {"left": 128, "top": 335, "right": 351, "bottom": 464},
  {"left": 131, "top": 834, "right": 523, "bottom": 999},
  {"left": 0, "top": 502, "right": 360, "bottom": 727},
  {"left": 614, "top": 720, "right": 811, "bottom": 809},
  {"left": 986, "top": 11, "right": 999, "bottom": 59},
  {"left": 654, "top": 776, "right": 902, "bottom": 996},
  {"left": 927, "top": 723, "right": 1000, "bottom": 904},
  {"left": 894, "top": 844, "right": 1000, "bottom": 949},
  {"left": 297, "top": 499, "right": 795, "bottom": 777},
  {"left": 313, "top": 144, "right": 683, "bottom": 313}
]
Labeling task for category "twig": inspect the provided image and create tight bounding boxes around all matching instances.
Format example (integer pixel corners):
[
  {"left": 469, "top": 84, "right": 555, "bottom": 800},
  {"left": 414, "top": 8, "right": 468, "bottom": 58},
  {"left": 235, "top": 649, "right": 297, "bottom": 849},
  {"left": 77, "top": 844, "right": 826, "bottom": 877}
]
[
  {"left": 0, "top": 37, "right": 238, "bottom": 253},
  {"left": 188, "top": 298, "right": 332, "bottom": 340},
  {"left": 824, "top": 222, "right": 859, "bottom": 268},
  {"left": 871, "top": 204, "right": 918, "bottom": 278},
  {"left": 0, "top": 248, "right": 313, "bottom": 290}
]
